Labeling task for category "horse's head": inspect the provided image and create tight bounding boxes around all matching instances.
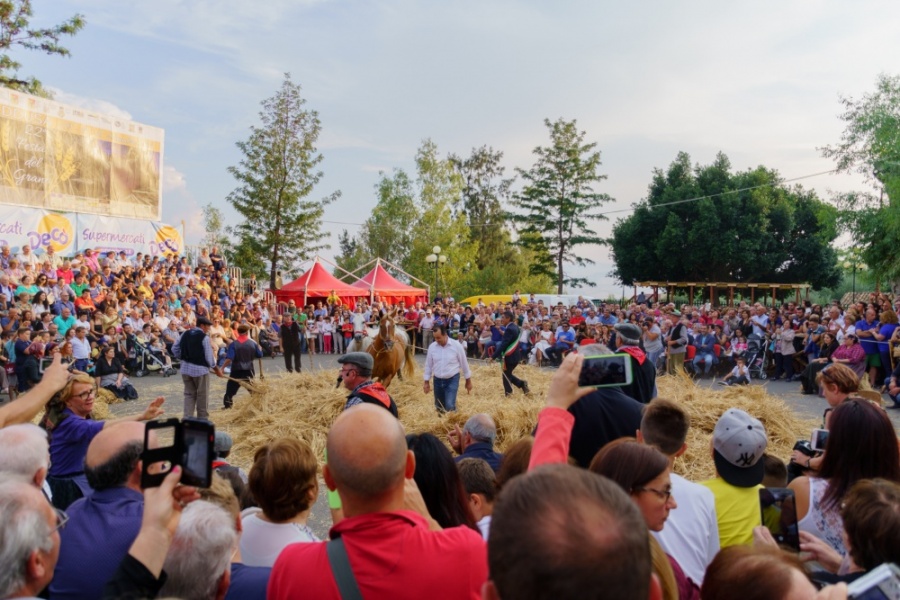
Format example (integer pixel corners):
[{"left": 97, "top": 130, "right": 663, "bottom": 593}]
[
  {"left": 353, "top": 332, "right": 364, "bottom": 343},
  {"left": 380, "top": 317, "right": 395, "bottom": 349}
]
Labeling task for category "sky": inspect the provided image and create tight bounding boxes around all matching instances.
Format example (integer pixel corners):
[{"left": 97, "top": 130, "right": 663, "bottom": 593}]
[{"left": 18, "top": 0, "right": 900, "bottom": 296}]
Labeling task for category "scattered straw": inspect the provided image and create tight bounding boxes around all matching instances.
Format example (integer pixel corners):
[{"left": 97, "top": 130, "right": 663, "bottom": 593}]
[{"left": 198, "top": 364, "right": 816, "bottom": 481}]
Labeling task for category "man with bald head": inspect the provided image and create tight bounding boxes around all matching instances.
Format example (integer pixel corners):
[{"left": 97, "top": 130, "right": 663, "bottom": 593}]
[
  {"left": 50, "top": 422, "right": 148, "bottom": 600},
  {"left": 269, "top": 404, "right": 486, "bottom": 599}
]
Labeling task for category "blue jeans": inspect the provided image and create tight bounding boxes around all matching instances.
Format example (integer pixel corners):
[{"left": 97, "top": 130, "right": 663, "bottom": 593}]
[
  {"left": 433, "top": 373, "right": 460, "bottom": 412},
  {"left": 693, "top": 353, "right": 714, "bottom": 374}
]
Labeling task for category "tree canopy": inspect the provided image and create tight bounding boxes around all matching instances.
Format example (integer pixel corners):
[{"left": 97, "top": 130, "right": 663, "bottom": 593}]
[
  {"left": 821, "top": 73, "right": 900, "bottom": 289},
  {"left": 226, "top": 73, "right": 338, "bottom": 287},
  {"left": 0, "top": 1, "right": 84, "bottom": 97},
  {"left": 509, "top": 118, "right": 612, "bottom": 293},
  {"left": 609, "top": 152, "right": 841, "bottom": 289}
]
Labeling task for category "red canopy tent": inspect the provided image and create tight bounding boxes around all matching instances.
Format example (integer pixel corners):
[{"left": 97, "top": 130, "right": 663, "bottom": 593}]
[
  {"left": 352, "top": 260, "right": 428, "bottom": 306},
  {"left": 274, "top": 258, "right": 368, "bottom": 308}
]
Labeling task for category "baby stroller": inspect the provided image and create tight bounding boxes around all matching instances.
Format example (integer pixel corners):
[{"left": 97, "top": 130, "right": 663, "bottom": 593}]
[
  {"left": 131, "top": 337, "right": 177, "bottom": 378},
  {"left": 745, "top": 334, "right": 770, "bottom": 380}
]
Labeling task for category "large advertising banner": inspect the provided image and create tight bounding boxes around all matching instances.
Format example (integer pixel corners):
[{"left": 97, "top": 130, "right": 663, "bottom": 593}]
[
  {"left": 0, "top": 88, "right": 164, "bottom": 220},
  {"left": 0, "top": 207, "right": 181, "bottom": 257}
]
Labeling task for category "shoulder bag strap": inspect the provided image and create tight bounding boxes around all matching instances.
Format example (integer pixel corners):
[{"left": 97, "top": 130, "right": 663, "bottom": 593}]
[{"left": 327, "top": 536, "right": 364, "bottom": 600}]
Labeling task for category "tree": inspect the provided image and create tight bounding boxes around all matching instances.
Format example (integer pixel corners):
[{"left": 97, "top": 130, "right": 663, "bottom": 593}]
[
  {"left": 333, "top": 229, "right": 365, "bottom": 282},
  {"left": 450, "top": 146, "right": 513, "bottom": 270},
  {"left": 361, "top": 169, "right": 419, "bottom": 267},
  {"left": 821, "top": 74, "right": 900, "bottom": 290},
  {"left": 0, "top": 1, "right": 85, "bottom": 97},
  {"left": 200, "top": 203, "right": 230, "bottom": 251},
  {"left": 226, "top": 73, "right": 339, "bottom": 289},
  {"left": 608, "top": 152, "right": 842, "bottom": 289},
  {"left": 509, "top": 118, "right": 613, "bottom": 293}
]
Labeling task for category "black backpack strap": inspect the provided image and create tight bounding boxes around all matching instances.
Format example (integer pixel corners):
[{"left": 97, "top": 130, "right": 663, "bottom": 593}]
[{"left": 327, "top": 536, "right": 363, "bottom": 600}]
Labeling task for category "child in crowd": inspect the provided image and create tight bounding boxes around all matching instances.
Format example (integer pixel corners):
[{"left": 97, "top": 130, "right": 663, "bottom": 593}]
[{"left": 720, "top": 355, "right": 750, "bottom": 386}]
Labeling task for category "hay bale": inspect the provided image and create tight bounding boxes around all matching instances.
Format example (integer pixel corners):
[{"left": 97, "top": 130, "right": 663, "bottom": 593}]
[{"left": 211, "top": 365, "right": 816, "bottom": 480}]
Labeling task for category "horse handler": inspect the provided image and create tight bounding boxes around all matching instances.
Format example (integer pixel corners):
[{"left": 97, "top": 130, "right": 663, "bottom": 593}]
[
  {"left": 423, "top": 323, "right": 472, "bottom": 413},
  {"left": 218, "top": 324, "right": 263, "bottom": 409},
  {"left": 338, "top": 352, "right": 399, "bottom": 417}
]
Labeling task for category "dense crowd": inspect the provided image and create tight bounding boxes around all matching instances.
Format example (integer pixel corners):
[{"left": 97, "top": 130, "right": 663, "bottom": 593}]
[{"left": 0, "top": 244, "right": 898, "bottom": 600}]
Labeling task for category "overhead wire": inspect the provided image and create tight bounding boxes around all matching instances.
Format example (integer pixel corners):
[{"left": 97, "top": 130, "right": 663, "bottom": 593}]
[{"left": 322, "top": 168, "right": 840, "bottom": 229}]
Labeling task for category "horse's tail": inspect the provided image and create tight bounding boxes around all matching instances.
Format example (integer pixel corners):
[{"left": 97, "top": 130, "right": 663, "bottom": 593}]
[{"left": 403, "top": 339, "right": 415, "bottom": 377}]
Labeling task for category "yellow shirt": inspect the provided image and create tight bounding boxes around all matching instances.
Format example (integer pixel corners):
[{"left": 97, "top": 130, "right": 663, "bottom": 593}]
[{"left": 701, "top": 477, "right": 763, "bottom": 548}]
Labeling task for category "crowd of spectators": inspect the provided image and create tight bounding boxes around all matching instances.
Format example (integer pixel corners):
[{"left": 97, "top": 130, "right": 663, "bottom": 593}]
[{"left": 1, "top": 244, "right": 899, "bottom": 599}]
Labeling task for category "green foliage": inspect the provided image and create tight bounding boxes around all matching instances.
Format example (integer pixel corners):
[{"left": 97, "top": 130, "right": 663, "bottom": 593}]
[
  {"left": 0, "top": 1, "right": 84, "bottom": 97},
  {"left": 226, "top": 73, "right": 338, "bottom": 289},
  {"left": 450, "top": 146, "right": 513, "bottom": 270},
  {"left": 509, "top": 118, "right": 613, "bottom": 293},
  {"left": 609, "top": 152, "right": 842, "bottom": 290},
  {"left": 821, "top": 74, "right": 900, "bottom": 287},
  {"left": 333, "top": 229, "right": 364, "bottom": 282},
  {"left": 200, "top": 203, "right": 230, "bottom": 252}
]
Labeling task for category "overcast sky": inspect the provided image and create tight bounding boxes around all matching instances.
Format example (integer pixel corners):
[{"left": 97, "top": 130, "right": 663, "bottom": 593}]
[{"left": 21, "top": 0, "right": 900, "bottom": 295}]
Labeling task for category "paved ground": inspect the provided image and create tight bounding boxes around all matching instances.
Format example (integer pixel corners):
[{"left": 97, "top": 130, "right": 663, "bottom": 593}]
[{"left": 103, "top": 352, "right": 900, "bottom": 539}]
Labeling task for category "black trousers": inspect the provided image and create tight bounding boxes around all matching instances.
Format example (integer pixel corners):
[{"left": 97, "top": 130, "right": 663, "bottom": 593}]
[
  {"left": 284, "top": 347, "right": 301, "bottom": 372},
  {"left": 502, "top": 354, "right": 526, "bottom": 395},
  {"left": 224, "top": 368, "right": 253, "bottom": 406}
]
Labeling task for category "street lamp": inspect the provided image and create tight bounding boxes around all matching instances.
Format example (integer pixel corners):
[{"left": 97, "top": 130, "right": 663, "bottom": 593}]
[
  {"left": 843, "top": 254, "right": 866, "bottom": 302},
  {"left": 425, "top": 245, "right": 447, "bottom": 301}
]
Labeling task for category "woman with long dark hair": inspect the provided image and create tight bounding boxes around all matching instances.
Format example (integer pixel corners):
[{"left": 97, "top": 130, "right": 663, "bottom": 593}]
[
  {"left": 789, "top": 398, "right": 900, "bottom": 556},
  {"left": 406, "top": 432, "right": 477, "bottom": 531}
]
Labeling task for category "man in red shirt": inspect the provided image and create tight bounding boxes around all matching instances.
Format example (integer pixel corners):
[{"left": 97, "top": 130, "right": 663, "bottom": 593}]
[{"left": 268, "top": 403, "right": 486, "bottom": 600}]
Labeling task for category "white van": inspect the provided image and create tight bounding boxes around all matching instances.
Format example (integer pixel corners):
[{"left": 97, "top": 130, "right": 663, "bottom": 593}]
[{"left": 529, "top": 294, "right": 601, "bottom": 308}]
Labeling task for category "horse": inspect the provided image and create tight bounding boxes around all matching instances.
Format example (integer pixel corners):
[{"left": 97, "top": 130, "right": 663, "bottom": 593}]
[
  {"left": 367, "top": 314, "right": 415, "bottom": 388},
  {"left": 345, "top": 329, "right": 374, "bottom": 354}
]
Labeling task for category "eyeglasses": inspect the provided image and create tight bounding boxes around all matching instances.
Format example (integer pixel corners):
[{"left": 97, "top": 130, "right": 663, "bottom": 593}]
[
  {"left": 51, "top": 508, "right": 69, "bottom": 534},
  {"left": 635, "top": 486, "right": 673, "bottom": 503},
  {"left": 71, "top": 388, "right": 95, "bottom": 401}
]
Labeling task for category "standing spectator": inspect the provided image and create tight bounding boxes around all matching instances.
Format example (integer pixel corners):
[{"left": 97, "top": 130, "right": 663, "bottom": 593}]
[
  {"left": 337, "top": 352, "right": 398, "bottom": 417},
  {"left": 613, "top": 322, "right": 657, "bottom": 403},
  {"left": 423, "top": 323, "right": 472, "bottom": 413},
  {"left": 457, "top": 458, "right": 496, "bottom": 540},
  {"left": 70, "top": 326, "right": 92, "bottom": 372},
  {"left": 666, "top": 317, "right": 689, "bottom": 375},
  {"left": 267, "top": 404, "right": 487, "bottom": 599},
  {"left": 279, "top": 314, "right": 301, "bottom": 373},
  {"left": 172, "top": 316, "right": 220, "bottom": 420}
]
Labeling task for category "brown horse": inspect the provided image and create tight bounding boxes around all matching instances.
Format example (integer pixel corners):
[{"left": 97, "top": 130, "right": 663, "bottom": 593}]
[{"left": 367, "top": 314, "right": 415, "bottom": 388}]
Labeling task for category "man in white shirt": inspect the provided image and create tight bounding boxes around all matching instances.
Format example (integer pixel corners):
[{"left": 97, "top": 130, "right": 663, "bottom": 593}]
[
  {"left": 638, "top": 398, "right": 719, "bottom": 585},
  {"left": 17, "top": 244, "right": 40, "bottom": 268},
  {"left": 750, "top": 305, "right": 769, "bottom": 338},
  {"left": 423, "top": 323, "right": 472, "bottom": 413},
  {"left": 419, "top": 309, "right": 435, "bottom": 351}
]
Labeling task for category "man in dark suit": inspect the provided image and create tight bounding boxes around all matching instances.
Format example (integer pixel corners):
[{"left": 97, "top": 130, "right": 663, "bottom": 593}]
[{"left": 497, "top": 310, "right": 529, "bottom": 397}]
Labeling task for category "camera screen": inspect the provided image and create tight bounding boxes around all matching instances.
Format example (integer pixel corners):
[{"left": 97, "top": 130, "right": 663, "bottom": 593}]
[
  {"left": 811, "top": 429, "right": 830, "bottom": 451},
  {"left": 182, "top": 424, "right": 212, "bottom": 486},
  {"left": 578, "top": 354, "right": 632, "bottom": 388},
  {"left": 759, "top": 488, "right": 800, "bottom": 552}
]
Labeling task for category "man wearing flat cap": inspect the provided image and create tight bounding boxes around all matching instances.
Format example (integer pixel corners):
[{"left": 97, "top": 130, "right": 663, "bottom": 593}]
[
  {"left": 173, "top": 315, "right": 221, "bottom": 420},
  {"left": 613, "top": 322, "right": 657, "bottom": 404},
  {"left": 337, "top": 352, "right": 398, "bottom": 417}
]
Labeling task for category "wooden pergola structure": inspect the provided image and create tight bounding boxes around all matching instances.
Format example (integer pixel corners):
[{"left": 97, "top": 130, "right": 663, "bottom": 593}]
[{"left": 633, "top": 281, "right": 812, "bottom": 307}]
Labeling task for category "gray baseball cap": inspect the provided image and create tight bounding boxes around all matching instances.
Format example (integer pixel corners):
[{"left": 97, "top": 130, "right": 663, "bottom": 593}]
[{"left": 712, "top": 408, "right": 768, "bottom": 488}]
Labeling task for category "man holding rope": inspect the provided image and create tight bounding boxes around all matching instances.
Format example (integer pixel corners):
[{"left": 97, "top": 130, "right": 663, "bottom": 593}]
[{"left": 218, "top": 323, "right": 263, "bottom": 409}]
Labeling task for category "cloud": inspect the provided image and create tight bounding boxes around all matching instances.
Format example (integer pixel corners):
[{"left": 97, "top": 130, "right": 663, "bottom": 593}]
[
  {"left": 162, "top": 165, "right": 187, "bottom": 193},
  {"left": 46, "top": 88, "right": 134, "bottom": 121}
]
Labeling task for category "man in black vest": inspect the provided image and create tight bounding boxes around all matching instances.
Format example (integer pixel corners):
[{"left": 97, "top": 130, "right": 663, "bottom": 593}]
[
  {"left": 497, "top": 310, "right": 530, "bottom": 397},
  {"left": 172, "top": 316, "right": 220, "bottom": 420},
  {"left": 280, "top": 313, "right": 302, "bottom": 373},
  {"left": 337, "top": 352, "right": 398, "bottom": 417},
  {"left": 219, "top": 324, "right": 263, "bottom": 409}
]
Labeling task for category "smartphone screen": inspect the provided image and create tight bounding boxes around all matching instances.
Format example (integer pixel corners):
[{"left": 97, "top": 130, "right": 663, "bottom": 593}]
[
  {"left": 578, "top": 354, "right": 634, "bottom": 388},
  {"left": 810, "top": 428, "right": 829, "bottom": 452},
  {"left": 759, "top": 488, "right": 800, "bottom": 552},
  {"left": 181, "top": 419, "right": 214, "bottom": 488}
]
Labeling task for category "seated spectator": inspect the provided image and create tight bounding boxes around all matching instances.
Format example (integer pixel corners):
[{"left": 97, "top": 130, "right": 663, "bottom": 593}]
[
  {"left": 447, "top": 413, "right": 504, "bottom": 472},
  {"left": 407, "top": 432, "right": 477, "bottom": 530},
  {"left": 457, "top": 458, "right": 496, "bottom": 541},
  {"left": 94, "top": 345, "right": 137, "bottom": 400},
  {"left": 720, "top": 355, "right": 750, "bottom": 386},
  {"left": 789, "top": 398, "right": 900, "bottom": 557},
  {"left": 691, "top": 324, "right": 718, "bottom": 377},
  {"left": 544, "top": 321, "right": 575, "bottom": 366},
  {"left": 798, "top": 332, "right": 839, "bottom": 394},
  {"left": 240, "top": 438, "right": 320, "bottom": 567},
  {"left": 0, "top": 480, "right": 62, "bottom": 600},
  {"left": 268, "top": 404, "right": 486, "bottom": 599},
  {"left": 486, "top": 464, "right": 660, "bottom": 600},
  {"left": 50, "top": 422, "right": 148, "bottom": 600},
  {"left": 828, "top": 333, "right": 866, "bottom": 380},
  {"left": 701, "top": 409, "right": 768, "bottom": 548}
]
